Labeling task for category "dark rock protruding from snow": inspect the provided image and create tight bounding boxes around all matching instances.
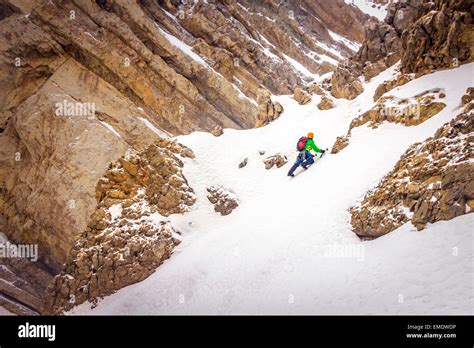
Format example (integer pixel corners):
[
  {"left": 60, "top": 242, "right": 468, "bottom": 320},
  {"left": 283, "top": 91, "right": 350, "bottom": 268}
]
[
  {"left": 239, "top": 158, "right": 248, "bottom": 168},
  {"left": 207, "top": 186, "right": 239, "bottom": 216},
  {"left": 264, "top": 154, "right": 288, "bottom": 169}
]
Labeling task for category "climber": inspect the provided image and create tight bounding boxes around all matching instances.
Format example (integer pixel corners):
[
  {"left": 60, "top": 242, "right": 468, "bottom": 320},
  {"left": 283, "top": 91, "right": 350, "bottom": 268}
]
[{"left": 287, "top": 132, "right": 325, "bottom": 177}]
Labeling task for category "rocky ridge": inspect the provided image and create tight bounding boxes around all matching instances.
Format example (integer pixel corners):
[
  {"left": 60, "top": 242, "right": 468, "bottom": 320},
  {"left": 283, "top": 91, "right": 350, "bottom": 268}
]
[
  {"left": 350, "top": 94, "right": 473, "bottom": 237},
  {"left": 331, "top": 0, "right": 473, "bottom": 100},
  {"left": 331, "top": 89, "right": 447, "bottom": 154},
  {"left": 207, "top": 186, "right": 239, "bottom": 216}
]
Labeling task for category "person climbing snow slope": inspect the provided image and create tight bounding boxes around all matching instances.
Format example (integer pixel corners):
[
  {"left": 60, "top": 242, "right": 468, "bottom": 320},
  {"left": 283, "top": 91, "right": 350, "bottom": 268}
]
[{"left": 288, "top": 132, "right": 325, "bottom": 177}]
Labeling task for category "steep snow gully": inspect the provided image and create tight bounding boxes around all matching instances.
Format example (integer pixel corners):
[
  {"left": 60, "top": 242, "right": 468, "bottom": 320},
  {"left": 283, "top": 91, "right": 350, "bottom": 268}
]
[{"left": 71, "top": 63, "right": 474, "bottom": 315}]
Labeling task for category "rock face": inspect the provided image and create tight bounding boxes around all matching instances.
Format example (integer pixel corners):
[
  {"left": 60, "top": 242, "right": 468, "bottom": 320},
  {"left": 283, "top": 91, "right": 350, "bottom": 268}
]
[
  {"left": 305, "top": 0, "right": 371, "bottom": 43},
  {"left": 350, "top": 110, "right": 473, "bottom": 238},
  {"left": 207, "top": 186, "right": 239, "bottom": 216},
  {"left": 400, "top": 0, "right": 474, "bottom": 75},
  {"left": 264, "top": 154, "right": 288, "bottom": 169},
  {"left": 0, "top": 254, "right": 53, "bottom": 315},
  {"left": 357, "top": 0, "right": 431, "bottom": 69},
  {"left": 330, "top": 0, "right": 421, "bottom": 99},
  {"left": 358, "top": 21, "right": 401, "bottom": 72},
  {"left": 44, "top": 139, "right": 195, "bottom": 314},
  {"left": 331, "top": 0, "right": 473, "bottom": 100}
]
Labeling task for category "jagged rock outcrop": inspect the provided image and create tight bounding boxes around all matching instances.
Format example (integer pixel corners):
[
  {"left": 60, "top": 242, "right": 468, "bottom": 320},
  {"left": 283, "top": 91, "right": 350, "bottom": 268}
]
[
  {"left": 207, "top": 186, "right": 239, "bottom": 216},
  {"left": 331, "top": 65, "right": 364, "bottom": 100},
  {"left": 350, "top": 110, "right": 473, "bottom": 238},
  {"left": 264, "top": 154, "right": 288, "bottom": 169},
  {"left": 332, "top": 0, "right": 472, "bottom": 100},
  {"left": 255, "top": 88, "right": 283, "bottom": 127},
  {"left": 332, "top": 89, "right": 447, "bottom": 153},
  {"left": 331, "top": 0, "right": 422, "bottom": 99},
  {"left": 307, "top": 82, "right": 325, "bottom": 96},
  {"left": 358, "top": 21, "right": 401, "bottom": 72},
  {"left": 94, "top": 140, "right": 196, "bottom": 216},
  {"left": 357, "top": 0, "right": 432, "bottom": 70},
  {"left": 44, "top": 139, "right": 195, "bottom": 314},
  {"left": 331, "top": 136, "right": 349, "bottom": 154},
  {"left": 400, "top": 0, "right": 474, "bottom": 75}
]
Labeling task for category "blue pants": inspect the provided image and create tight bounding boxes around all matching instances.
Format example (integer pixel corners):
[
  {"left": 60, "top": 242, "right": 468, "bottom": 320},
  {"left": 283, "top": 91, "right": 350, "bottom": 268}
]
[{"left": 288, "top": 151, "right": 314, "bottom": 176}]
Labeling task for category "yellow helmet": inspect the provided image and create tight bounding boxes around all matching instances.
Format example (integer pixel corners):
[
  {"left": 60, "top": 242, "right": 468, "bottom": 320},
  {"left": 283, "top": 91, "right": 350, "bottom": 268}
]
[{"left": 307, "top": 132, "right": 314, "bottom": 139}]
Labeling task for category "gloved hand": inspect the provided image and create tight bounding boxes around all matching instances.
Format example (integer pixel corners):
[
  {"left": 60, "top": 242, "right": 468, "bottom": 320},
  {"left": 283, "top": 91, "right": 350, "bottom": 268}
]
[{"left": 321, "top": 149, "right": 326, "bottom": 154}]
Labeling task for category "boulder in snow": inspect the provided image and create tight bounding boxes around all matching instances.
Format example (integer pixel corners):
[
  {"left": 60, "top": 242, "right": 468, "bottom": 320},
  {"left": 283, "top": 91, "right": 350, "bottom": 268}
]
[
  {"left": 331, "top": 136, "right": 350, "bottom": 154},
  {"left": 264, "top": 154, "right": 288, "bottom": 169},
  {"left": 238, "top": 158, "right": 248, "bottom": 168},
  {"left": 317, "top": 97, "right": 335, "bottom": 110},
  {"left": 207, "top": 186, "right": 239, "bottom": 216},
  {"left": 293, "top": 87, "right": 312, "bottom": 105},
  {"left": 211, "top": 125, "right": 224, "bottom": 137}
]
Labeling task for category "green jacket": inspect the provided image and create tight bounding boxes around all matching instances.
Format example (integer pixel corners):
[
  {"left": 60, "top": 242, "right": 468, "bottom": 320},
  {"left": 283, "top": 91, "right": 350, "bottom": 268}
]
[{"left": 305, "top": 138, "right": 322, "bottom": 153}]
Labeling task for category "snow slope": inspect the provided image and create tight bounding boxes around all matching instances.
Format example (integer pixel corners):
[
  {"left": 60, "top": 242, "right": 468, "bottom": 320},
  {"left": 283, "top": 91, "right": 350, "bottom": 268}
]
[
  {"left": 71, "top": 63, "right": 474, "bottom": 315},
  {"left": 344, "top": 0, "right": 388, "bottom": 21}
]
